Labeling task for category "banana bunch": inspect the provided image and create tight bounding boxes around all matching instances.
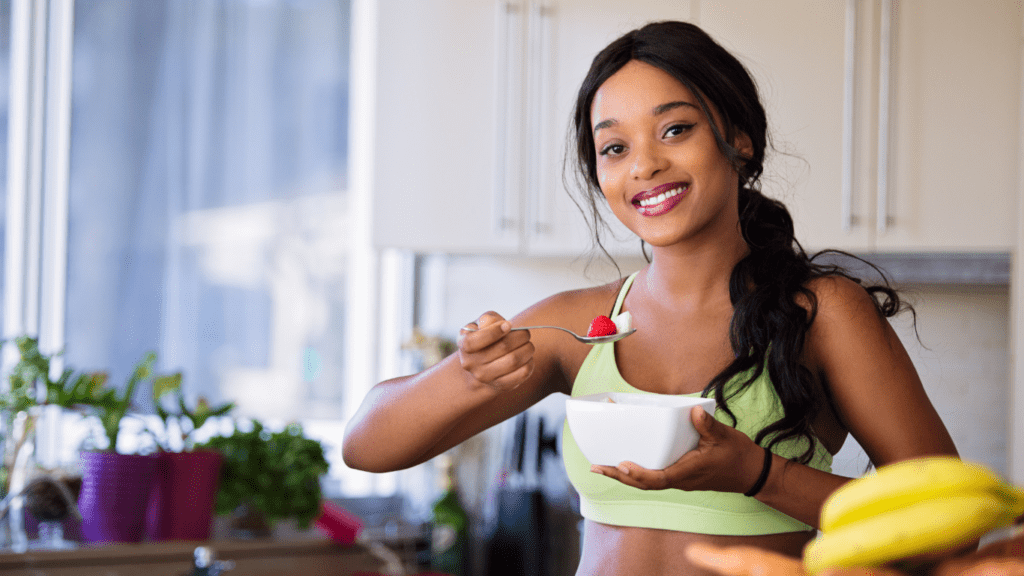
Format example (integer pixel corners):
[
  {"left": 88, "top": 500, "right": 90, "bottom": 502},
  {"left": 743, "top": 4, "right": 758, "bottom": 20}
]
[{"left": 804, "top": 456, "right": 1024, "bottom": 575}]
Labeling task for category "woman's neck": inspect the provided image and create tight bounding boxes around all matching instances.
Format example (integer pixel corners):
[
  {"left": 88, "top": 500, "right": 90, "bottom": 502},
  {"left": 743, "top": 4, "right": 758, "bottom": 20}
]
[{"left": 640, "top": 233, "right": 749, "bottom": 311}]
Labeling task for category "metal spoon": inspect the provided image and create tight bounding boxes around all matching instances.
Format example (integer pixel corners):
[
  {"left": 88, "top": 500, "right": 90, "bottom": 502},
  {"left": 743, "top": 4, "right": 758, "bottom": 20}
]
[{"left": 462, "top": 325, "right": 636, "bottom": 345}]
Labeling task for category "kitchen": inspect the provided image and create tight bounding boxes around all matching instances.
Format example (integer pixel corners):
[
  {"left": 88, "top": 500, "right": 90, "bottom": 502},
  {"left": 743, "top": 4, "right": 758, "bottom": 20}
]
[{"left": 0, "top": 0, "right": 1021, "bottom": 574}]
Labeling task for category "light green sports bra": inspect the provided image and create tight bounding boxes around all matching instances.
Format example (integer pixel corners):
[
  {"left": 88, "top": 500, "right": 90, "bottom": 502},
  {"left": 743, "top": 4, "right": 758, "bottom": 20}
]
[{"left": 562, "top": 271, "right": 833, "bottom": 535}]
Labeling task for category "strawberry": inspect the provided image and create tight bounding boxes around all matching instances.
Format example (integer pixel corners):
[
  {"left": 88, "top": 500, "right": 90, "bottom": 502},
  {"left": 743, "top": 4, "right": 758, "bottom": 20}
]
[{"left": 587, "top": 315, "right": 618, "bottom": 337}]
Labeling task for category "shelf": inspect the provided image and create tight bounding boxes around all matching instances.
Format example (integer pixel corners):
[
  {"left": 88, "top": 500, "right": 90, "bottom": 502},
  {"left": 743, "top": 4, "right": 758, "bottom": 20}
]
[{"left": 814, "top": 252, "right": 1011, "bottom": 287}]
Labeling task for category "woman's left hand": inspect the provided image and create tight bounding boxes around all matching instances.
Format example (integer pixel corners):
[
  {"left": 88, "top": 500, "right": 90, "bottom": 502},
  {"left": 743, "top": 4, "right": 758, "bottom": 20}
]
[{"left": 589, "top": 405, "right": 765, "bottom": 493}]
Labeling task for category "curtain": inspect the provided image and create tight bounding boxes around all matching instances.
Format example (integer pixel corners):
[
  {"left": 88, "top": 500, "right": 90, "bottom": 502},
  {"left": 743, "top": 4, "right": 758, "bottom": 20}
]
[{"left": 63, "top": 0, "right": 351, "bottom": 430}]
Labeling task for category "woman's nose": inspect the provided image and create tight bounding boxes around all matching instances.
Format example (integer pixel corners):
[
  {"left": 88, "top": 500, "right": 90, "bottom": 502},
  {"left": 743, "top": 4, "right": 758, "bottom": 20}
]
[{"left": 629, "top": 140, "right": 669, "bottom": 181}]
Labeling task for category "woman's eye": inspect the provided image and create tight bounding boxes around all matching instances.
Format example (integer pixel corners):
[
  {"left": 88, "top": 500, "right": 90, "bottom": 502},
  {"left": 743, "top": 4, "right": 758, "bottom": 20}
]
[
  {"left": 664, "top": 123, "right": 695, "bottom": 138},
  {"left": 599, "top": 143, "right": 625, "bottom": 157}
]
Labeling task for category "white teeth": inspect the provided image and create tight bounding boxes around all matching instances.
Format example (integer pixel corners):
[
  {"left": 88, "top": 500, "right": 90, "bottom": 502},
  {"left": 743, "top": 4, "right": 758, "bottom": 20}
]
[{"left": 638, "top": 186, "right": 685, "bottom": 207}]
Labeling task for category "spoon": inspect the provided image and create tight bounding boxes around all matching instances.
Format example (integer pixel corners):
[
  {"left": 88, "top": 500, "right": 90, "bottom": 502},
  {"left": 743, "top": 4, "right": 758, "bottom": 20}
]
[{"left": 462, "top": 325, "right": 637, "bottom": 345}]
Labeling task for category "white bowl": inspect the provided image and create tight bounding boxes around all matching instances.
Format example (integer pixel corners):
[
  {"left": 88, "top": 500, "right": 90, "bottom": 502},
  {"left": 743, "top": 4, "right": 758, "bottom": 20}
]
[{"left": 565, "top": 392, "right": 717, "bottom": 470}]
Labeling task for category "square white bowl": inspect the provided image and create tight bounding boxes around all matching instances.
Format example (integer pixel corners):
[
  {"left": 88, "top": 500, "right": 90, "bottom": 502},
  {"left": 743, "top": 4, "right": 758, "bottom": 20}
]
[{"left": 565, "top": 392, "right": 717, "bottom": 470}]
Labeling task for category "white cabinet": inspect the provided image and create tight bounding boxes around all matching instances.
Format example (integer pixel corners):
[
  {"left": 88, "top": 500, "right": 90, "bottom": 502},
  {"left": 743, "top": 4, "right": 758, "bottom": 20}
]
[
  {"left": 370, "top": 0, "right": 693, "bottom": 256},
  {"left": 878, "top": 0, "right": 1021, "bottom": 251},
  {"left": 700, "top": 0, "right": 1022, "bottom": 253},
  {"left": 370, "top": 0, "right": 515, "bottom": 254},
  {"left": 699, "top": 0, "right": 865, "bottom": 252},
  {"left": 370, "top": 0, "right": 1022, "bottom": 255}
]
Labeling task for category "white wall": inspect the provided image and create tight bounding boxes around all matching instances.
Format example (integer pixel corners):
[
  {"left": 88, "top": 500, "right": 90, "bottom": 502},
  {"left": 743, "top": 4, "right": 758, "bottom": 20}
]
[{"left": 889, "top": 285, "right": 1010, "bottom": 476}]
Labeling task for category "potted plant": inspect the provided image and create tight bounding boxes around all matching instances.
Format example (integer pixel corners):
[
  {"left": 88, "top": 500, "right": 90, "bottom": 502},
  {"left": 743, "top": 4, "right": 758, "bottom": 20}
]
[
  {"left": 143, "top": 375, "right": 234, "bottom": 541},
  {"left": 75, "top": 351, "right": 165, "bottom": 543},
  {"left": 0, "top": 336, "right": 100, "bottom": 548},
  {"left": 1, "top": 337, "right": 103, "bottom": 491},
  {"left": 198, "top": 419, "right": 329, "bottom": 538}
]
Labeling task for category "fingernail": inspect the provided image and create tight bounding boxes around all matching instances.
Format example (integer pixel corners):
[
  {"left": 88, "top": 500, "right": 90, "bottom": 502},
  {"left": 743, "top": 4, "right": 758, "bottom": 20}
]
[
  {"left": 501, "top": 322, "right": 511, "bottom": 332},
  {"left": 617, "top": 465, "right": 630, "bottom": 475}
]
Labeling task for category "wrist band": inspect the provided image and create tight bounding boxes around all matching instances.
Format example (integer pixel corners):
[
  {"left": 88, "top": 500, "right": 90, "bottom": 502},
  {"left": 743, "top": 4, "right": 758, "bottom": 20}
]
[{"left": 744, "top": 447, "right": 773, "bottom": 497}]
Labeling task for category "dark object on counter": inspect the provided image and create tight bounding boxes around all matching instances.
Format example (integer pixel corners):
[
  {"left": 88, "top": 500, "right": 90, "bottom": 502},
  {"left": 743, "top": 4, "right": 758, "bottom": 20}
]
[
  {"left": 24, "top": 476, "right": 81, "bottom": 521},
  {"left": 486, "top": 413, "right": 550, "bottom": 576},
  {"left": 229, "top": 503, "right": 272, "bottom": 539}
]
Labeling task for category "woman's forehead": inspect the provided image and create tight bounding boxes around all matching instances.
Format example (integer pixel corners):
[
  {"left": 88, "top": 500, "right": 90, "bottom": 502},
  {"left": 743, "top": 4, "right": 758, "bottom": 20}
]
[{"left": 591, "top": 60, "right": 700, "bottom": 129}]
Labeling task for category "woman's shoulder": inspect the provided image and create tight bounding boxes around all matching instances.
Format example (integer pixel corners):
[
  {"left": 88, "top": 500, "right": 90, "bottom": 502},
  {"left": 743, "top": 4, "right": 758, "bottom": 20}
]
[
  {"left": 800, "top": 273, "right": 897, "bottom": 363},
  {"left": 515, "top": 276, "right": 630, "bottom": 330},
  {"left": 803, "top": 274, "right": 883, "bottom": 322}
]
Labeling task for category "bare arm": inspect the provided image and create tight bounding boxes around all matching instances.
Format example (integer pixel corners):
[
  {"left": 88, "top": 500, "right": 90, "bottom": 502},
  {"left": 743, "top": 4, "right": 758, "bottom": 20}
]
[
  {"left": 341, "top": 289, "right": 590, "bottom": 472},
  {"left": 753, "top": 276, "right": 958, "bottom": 526}
]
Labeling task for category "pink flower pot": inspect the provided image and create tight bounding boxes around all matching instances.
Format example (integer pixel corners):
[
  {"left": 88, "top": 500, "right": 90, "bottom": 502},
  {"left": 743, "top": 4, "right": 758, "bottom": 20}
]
[
  {"left": 78, "top": 452, "right": 158, "bottom": 543},
  {"left": 145, "top": 450, "right": 223, "bottom": 541}
]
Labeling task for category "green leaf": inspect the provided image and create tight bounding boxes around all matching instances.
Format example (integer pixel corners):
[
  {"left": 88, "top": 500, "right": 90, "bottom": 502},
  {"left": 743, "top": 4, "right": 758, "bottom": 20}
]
[
  {"left": 198, "top": 418, "right": 327, "bottom": 525},
  {"left": 152, "top": 373, "right": 181, "bottom": 401}
]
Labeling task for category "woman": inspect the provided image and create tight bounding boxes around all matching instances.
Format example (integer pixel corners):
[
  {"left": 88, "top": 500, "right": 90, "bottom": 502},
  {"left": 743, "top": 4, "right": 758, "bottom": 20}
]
[{"left": 342, "top": 21, "right": 958, "bottom": 575}]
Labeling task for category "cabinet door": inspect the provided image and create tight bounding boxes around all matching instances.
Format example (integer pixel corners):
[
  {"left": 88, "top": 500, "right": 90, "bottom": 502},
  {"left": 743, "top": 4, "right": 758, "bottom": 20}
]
[
  {"left": 876, "top": 0, "right": 1020, "bottom": 251},
  {"left": 526, "top": 0, "right": 697, "bottom": 258},
  {"left": 371, "top": 0, "right": 520, "bottom": 253},
  {"left": 699, "top": 0, "right": 870, "bottom": 253}
]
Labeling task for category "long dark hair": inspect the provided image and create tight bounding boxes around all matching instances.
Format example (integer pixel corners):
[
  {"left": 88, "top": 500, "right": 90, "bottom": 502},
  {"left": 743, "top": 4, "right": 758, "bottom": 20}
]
[{"left": 568, "top": 21, "right": 908, "bottom": 464}]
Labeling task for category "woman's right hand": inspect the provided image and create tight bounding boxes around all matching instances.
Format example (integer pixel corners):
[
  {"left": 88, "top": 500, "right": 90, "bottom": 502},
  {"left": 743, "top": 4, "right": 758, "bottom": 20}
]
[{"left": 458, "top": 311, "right": 535, "bottom": 392}]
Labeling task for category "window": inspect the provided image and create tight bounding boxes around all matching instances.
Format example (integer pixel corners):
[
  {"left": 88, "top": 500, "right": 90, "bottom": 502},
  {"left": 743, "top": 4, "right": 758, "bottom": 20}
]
[
  {"left": 3, "top": 0, "right": 366, "bottom": 494},
  {"left": 0, "top": 0, "right": 9, "bottom": 326},
  {"left": 64, "top": 0, "right": 351, "bottom": 422}
]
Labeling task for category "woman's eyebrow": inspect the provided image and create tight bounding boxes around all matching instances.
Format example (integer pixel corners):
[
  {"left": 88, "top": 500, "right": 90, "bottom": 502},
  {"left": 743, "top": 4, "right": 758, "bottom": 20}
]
[
  {"left": 653, "top": 100, "right": 697, "bottom": 115},
  {"left": 593, "top": 100, "right": 698, "bottom": 133}
]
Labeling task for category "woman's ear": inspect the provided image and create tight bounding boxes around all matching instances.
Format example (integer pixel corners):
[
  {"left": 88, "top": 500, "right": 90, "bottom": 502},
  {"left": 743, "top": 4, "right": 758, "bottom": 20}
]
[{"left": 732, "top": 131, "right": 754, "bottom": 161}]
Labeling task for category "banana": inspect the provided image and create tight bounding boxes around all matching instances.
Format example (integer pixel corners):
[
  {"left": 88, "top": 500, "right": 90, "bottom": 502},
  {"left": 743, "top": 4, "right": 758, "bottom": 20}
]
[
  {"left": 820, "top": 456, "right": 1005, "bottom": 532},
  {"left": 804, "top": 457, "right": 1024, "bottom": 576},
  {"left": 805, "top": 492, "right": 1011, "bottom": 575},
  {"left": 1009, "top": 485, "right": 1024, "bottom": 518}
]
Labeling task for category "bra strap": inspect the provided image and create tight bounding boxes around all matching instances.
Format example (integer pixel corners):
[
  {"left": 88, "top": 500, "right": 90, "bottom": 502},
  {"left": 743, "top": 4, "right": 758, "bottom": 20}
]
[{"left": 611, "top": 272, "right": 639, "bottom": 316}]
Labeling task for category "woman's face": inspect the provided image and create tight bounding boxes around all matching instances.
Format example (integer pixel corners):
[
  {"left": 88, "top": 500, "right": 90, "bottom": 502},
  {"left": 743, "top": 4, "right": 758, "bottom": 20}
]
[{"left": 590, "top": 60, "right": 751, "bottom": 249}]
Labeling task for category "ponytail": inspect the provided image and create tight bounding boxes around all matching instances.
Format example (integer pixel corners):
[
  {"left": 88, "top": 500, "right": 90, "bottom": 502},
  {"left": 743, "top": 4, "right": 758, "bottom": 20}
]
[{"left": 707, "top": 186, "right": 907, "bottom": 463}]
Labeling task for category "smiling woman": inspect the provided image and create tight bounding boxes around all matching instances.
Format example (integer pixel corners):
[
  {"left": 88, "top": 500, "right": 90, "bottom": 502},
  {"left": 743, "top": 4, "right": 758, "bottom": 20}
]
[{"left": 343, "top": 19, "right": 959, "bottom": 576}]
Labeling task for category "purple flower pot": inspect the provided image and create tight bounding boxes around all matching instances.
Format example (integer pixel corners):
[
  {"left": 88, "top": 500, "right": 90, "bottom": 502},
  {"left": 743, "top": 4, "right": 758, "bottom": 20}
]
[
  {"left": 145, "top": 450, "right": 223, "bottom": 541},
  {"left": 78, "top": 452, "right": 158, "bottom": 543}
]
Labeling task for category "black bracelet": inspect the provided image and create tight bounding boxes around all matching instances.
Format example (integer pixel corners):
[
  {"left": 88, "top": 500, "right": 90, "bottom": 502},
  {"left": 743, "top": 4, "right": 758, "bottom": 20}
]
[{"left": 744, "top": 447, "right": 773, "bottom": 497}]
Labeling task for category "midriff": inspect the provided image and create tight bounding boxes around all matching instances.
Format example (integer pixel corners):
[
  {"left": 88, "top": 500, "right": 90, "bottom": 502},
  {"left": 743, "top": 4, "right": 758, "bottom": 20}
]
[{"left": 576, "top": 521, "right": 814, "bottom": 576}]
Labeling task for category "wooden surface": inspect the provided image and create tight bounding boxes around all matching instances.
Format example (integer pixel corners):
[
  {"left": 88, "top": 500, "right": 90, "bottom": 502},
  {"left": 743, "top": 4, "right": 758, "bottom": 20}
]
[{"left": 0, "top": 537, "right": 385, "bottom": 576}]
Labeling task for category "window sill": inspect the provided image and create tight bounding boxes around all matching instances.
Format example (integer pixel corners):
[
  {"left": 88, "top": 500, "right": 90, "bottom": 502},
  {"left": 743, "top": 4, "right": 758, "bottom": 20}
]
[{"left": 0, "top": 536, "right": 385, "bottom": 576}]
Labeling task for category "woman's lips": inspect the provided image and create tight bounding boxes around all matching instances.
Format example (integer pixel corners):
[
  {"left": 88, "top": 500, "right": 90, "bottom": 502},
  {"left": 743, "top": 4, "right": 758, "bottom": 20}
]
[{"left": 632, "top": 182, "right": 689, "bottom": 217}]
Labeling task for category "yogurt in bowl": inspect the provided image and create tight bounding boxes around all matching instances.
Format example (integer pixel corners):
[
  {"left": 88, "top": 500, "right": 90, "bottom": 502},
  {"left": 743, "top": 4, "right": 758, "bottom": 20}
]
[{"left": 565, "top": 392, "right": 717, "bottom": 470}]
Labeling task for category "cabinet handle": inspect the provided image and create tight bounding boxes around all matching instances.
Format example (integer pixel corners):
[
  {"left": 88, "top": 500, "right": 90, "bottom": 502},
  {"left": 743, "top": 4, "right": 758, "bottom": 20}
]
[
  {"left": 494, "top": 1, "right": 525, "bottom": 234},
  {"left": 841, "top": 0, "right": 857, "bottom": 231},
  {"left": 876, "top": 0, "right": 895, "bottom": 233},
  {"left": 527, "top": 1, "right": 554, "bottom": 237}
]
